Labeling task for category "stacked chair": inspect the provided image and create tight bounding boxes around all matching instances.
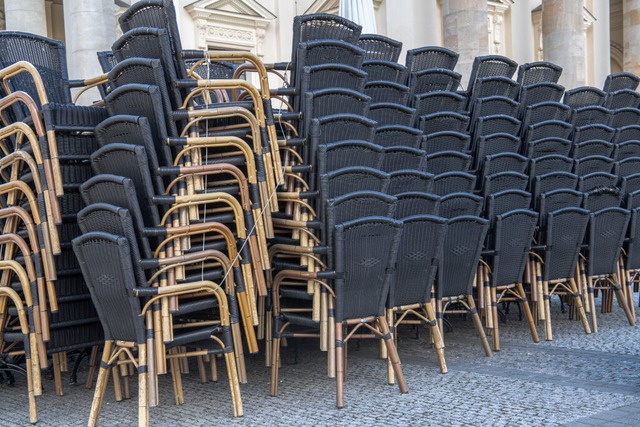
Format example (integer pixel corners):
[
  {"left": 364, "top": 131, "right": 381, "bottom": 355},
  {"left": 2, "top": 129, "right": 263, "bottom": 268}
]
[{"left": 1, "top": 2, "right": 640, "bottom": 425}]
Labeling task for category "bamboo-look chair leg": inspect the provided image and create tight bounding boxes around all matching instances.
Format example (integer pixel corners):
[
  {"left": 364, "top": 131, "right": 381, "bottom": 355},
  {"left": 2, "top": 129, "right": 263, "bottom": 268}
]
[
  {"left": 423, "top": 303, "right": 447, "bottom": 374},
  {"left": 467, "top": 295, "right": 492, "bottom": 357},
  {"left": 210, "top": 354, "right": 218, "bottom": 382},
  {"left": 386, "top": 309, "right": 395, "bottom": 385},
  {"left": 619, "top": 261, "right": 636, "bottom": 320},
  {"left": 612, "top": 273, "right": 636, "bottom": 326},
  {"left": 224, "top": 349, "right": 244, "bottom": 417},
  {"left": 516, "top": 283, "right": 539, "bottom": 343},
  {"left": 197, "top": 356, "right": 207, "bottom": 383},
  {"left": 145, "top": 312, "right": 158, "bottom": 408},
  {"left": 169, "top": 349, "right": 185, "bottom": 405},
  {"left": 378, "top": 315, "right": 407, "bottom": 395},
  {"left": 52, "top": 352, "right": 64, "bottom": 396},
  {"left": 269, "top": 335, "right": 281, "bottom": 396},
  {"left": 335, "top": 321, "right": 345, "bottom": 409},
  {"left": 569, "top": 278, "right": 591, "bottom": 334},
  {"left": 112, "top": 363, "right": 123, "bottom": 402},
  {"left": 327, "top": 297, "right": 336, "bottom": 379},
  {"left": 543, "top": 280, "right": 553, "bottom": 341},
  {"left": 88, "top": 340, "right": 114, "bottom": 427},
  {"left": 536, "top": 263, "right": 546, "bottom": 326},
  {"left": 85, "top": 345, "right": 99, "bottom": 389},
  {"left": 490, "top": 286, "right": 500, "bottom": 351},
  {"left": 588, "top": 276, "right": 599, "bottom": 333},
  {"left": 138, "top": 343, "right": 149, "bottom": 427}
]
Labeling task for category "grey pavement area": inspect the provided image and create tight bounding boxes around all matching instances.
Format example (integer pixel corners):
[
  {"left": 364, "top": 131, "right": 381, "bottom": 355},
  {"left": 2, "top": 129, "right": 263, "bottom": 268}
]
[{"left": 2, "top": 297, "right": 640, "bottom": 426}]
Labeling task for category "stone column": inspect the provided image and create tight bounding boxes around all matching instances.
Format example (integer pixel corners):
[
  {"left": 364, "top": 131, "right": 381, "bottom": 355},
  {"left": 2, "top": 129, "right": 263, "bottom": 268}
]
[
  {"left": 541, "top": 0, "right": 585, "bottom": 89},
  {"left": 592, "top": 0, "right": 610, "bottom": 87},
  {"left": 509, "top": 0, "right": 535, "bottom": 65},
  {"left": 63, "top": 0, "right": 116, "bottom": 104},
  {"left": 623, "top": 0, "right": 640, "bottom": 76},
  {"left": 441, "top": 0, "right": 489, "bottom": 88},
  {"left": 4, "top": 0, "right": 47, "bottom": 36}
]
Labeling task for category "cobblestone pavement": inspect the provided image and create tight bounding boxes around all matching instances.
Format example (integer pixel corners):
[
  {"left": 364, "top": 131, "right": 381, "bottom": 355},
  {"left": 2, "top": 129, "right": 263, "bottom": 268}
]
[{"left": 2, "top": 298, "right": 640, "bottom": 426}]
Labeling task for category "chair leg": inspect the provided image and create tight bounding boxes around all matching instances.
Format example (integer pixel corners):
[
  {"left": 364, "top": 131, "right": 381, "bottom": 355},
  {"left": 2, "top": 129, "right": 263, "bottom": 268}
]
[
  {"left": 169, "top": 350, "right": 184, "bottom": 405},
  {"left": 327, "top": 297, "right": 336, "bottom": 379},
  {"left": 588, "top": 276, "right": 598, "bottom": 333},
  {"left": 378, "top": 316, "right": 407, "bottom": 395},
  {"left": 569, "top": 278, "right": 591, "bottom": 334},
  {"left": 386, "top": 309, "right": 395, "bottom": 385},
  {"left": 467, "top": 295, "right": 492, "bottom": 357},
  {"left": 52, "top": 352, "right": 64, "bottom": 396},
  {"left": 85, "top": 345, "right": 99, "bottom": 389},
  {"left": 424, "top": 303, "right": 447, "bottom": 374},
  {"left": 516, "top": 283, "right": 539, "bottom": 343},
  {"left": 270, "top": 336, "right": 281, "bottom": 397},
  {"left": 24, "top": 336, "right": 37, "bottom": 424},
  {"left": 612, "top": 274, "right": 636, "bottom": 326},
  {"left": 542, "top": 280, "right": 553, "bottom": 341},
  {"left": 490, "top": 286, "right": 500, "bottom": 351},
  {"left": 138, "top": 343, "right": 149, "bottom": 427},
  {"left": 224, "top": 351, "right": 244, "bottom": 417},
  {"left": 335, "top": 321, "right": 345, "bottom": 409},
  {"left": 88, "top": 341, "right": 113, "bottom": 427}
]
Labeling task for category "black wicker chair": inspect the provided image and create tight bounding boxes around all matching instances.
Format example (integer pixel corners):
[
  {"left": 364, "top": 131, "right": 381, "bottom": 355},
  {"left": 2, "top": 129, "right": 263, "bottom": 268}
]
[{"left": 357, "top": 34, "right": 402, "bottom": 62}]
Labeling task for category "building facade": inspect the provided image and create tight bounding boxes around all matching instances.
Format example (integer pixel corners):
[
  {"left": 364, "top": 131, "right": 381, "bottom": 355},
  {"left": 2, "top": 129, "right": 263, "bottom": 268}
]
[{"left": 1, "top": 0, "right": 639, "bottom": 93}]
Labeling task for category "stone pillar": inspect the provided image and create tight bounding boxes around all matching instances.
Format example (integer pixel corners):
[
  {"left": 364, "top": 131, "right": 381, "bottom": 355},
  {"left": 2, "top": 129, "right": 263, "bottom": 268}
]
[
  {"left": 592, "top": 0, "right": 610, "bottom": 87},
  {"left": 63, "top": 0, "right": 116, "bottom": 104},
  {"left": 441, "top": 0, "right": 489, "bottom": 87},
  {"left": 623, "top": 0, "right": 640, "bottom": 76},
  {"left": 541, "top": 0, "right": 585, "bottom": 89},
  {"left": 4, "top": 0, "right": 47, "bottom": 36},
  {"left": 509, "top": 0, "right": 535, "bottom": 65}
]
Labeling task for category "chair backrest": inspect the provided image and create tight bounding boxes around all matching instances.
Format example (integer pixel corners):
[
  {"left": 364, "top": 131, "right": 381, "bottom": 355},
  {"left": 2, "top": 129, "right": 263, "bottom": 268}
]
[
  {"left": 364, "top": 80, "right": 411, "bottom": 105},
  {"left": 572, "top": 105, "right": 613, "bottom": 128},
  {"left": 437, "top": 215, "right": 489, "bottom": 297},
  {"left": 582, "top": 187, "right": 622, "bottom": 211},
  {"left": 614, "top": 124, "right": 640, "bottom": 143},
  {"left": 0, "top": 31, "right": 72, "bottom": 107},
  {"left": 473, "top": 133, "right": 521, "bottom": 169},
  {"left": 469, "top": 95, "right": 520, "bottom": 124},
  {"left": 394, "top": 192, "right": 440, "bottom": 218},
  {"left": 603, "top": 71, "right": 640, "bottom": 93},
  {"left": 622, "top": 173, "right": 640, "bottom": 194},
  {"left": 573, "top": 155, "right": 614, "bottom": 176},
  {"left": 483, "top": 171, "right": 529, "bottom": 196},
  {"left": 90, "top": 143, "right": 161, "bottom": 225},
  {"left": 432, "top": 171, "right": 476, "bottom": 196},
  {"left": 473, "top": 114, "right": 521, "bottom": 139},
  {"left": 616, "top": 157, "right": 640, "bottom": 177},
  {"left": 317, "top": 140, "right": 384, "bottom": 176},
  {"left": 72, "top": 232, "right": 145, "bottom": 344},
  {"left": 491, "top": 209, "right": 538, "bottom": 286},
  {"left": 520, "top": 101, "right": 572, "bottom": 131},
  {"left": 292, "top": 13, "right": 362, "bottom": 59},
  {"left": 97, "top": 50, "right": 118, "bottom": 73},
  {"left": 482, "top": 152, "right": 528, "bottom": 176},
  {"left": 466, "top": 55, "right": 518, "bottom": 93},
  {"left": 374, "top": 125, "right": 422, "bottom": 148},
  {"left": 420, "top": 130, "right": 471, "bottom": 154},
  {"left": 571, "top": 139, "right": 614, "bottom": 159},
  {"left": 320, "top": 166, "right": 390, "bottom": 202},
  {"left": 368, "top": 102, "right": 416, "bottom": 127},
  {"left": 538, "top": 188, "right": 584, "bottom": 219},
  {"left": 390, "top": 214, "right": 447, "bottom": 307},
  {"left": 485, "top": 189, "right": 532, "bottom": 219},
  {"left": 542, "top": 207, "right": 590, "bottom": 280},
  {"left": 610, "top": 107, "right": 640, "bottom": 129},
  {"left": 603, "top": 89, "right": 640, "bottom": 110},
  {"left": 438, "top": 192, "right": 483, "bottom": 218},
  {"left": 362, "top": 59, "right": 408, "bottom": 84},
  {"left": 405, "top": 46, "right": 459, "bottom": 72},
  {"left": 523, "top": 120, "right": 573, "bottom": 144},
  {"left": 357, "top": 34, "right": 402, "bottom": 62},
  {"left": 563, "top": 86, "right": 606, "bottom": 108},
  {"left": 516, "top": 61, "right": 563, "bottom": 86},
  {"left": 295, "top": 39, "right": 365, "bottom": 75},
  {"left": 468, "top": 76, "right": 519, "bottom": 109},
  {"left": 586, "top": 207, "right": 630, "bottom": 276},
  {"left": 533, "top": 171, "right": 579, "bottom": 201},
  {"left": 572, "top": 124, "right": 615, "bottom": 143},
  {"left": 408, "top": 68, "right": 462, "bottom": 96},
  {"left": 303, "top": 88, "right": 371, "bottom": 137},
  {"left": 300, "top": 63, "right": 368, "bottom": 94},
  {"left": 381, "top": 146, "right": 427, "bottom": 172},
  {"left": 333, "top": 216, "right": 402, "bottom": 322},
  {"left": 614, "top": 140, "right": 640, "bottom": 161},
  {"left": 416, "top": 111, "right": 470, "bottom": 134},
  {"left": 525, "top": 137, "right": 572, "bottom": 159},
  {"left": 577, "top": 172, "right": 618, "bottom": 192},
  {"left": 387, "top": 170, "right": 434, "bottom": 195},
  {"left": 529, "top": 155, "right": 574, "bottom": 179},
  {"left": 424, "top": 150, "right": 471, "bottom": 175},
  {"left": 412, "top": 90, "right": 467, "bottom": 116},
  {"left": 517, "top": 82, "right": 565, "bottom": 111}
]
